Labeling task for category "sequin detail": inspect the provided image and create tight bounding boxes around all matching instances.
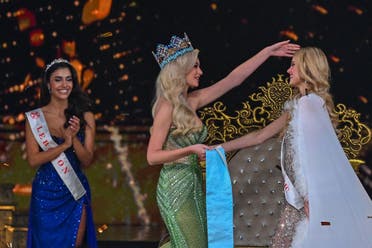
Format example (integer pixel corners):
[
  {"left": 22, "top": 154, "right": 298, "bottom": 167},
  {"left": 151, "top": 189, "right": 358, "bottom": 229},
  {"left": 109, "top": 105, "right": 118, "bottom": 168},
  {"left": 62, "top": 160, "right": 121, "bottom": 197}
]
[
  {"left": 270, "top": 131, "right": 306, "bottom": 248},
  {"left": 157, "top": 125, "right": 208, "bottom": 248},
  {"left": 27, "top": 133, "right": 97, "bottom": 248}
]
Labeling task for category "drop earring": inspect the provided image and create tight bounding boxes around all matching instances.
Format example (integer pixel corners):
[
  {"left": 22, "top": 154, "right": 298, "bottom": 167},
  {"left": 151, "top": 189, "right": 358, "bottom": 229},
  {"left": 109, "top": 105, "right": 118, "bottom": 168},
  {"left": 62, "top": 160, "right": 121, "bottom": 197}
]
[{"left": 304, "top": 80, "right": 308, "bottom": 95}]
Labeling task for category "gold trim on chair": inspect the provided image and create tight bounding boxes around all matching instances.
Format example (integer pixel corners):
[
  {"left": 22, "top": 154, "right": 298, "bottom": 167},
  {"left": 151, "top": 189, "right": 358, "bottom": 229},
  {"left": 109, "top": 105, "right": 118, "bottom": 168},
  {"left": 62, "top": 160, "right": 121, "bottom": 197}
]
[
  {"left": 199, "top": 74, "right": 371, "bottom": 163},
  {"left": 334, "top": 103, "right": 371, "bottom": 159}
]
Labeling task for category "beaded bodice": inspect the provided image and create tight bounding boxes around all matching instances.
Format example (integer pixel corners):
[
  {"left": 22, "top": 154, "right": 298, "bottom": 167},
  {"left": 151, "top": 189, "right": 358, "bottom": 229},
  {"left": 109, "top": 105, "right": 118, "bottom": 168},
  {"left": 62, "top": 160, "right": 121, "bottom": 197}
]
[{"left": 163, "top": 125, "right": 208, "bottom": 166}]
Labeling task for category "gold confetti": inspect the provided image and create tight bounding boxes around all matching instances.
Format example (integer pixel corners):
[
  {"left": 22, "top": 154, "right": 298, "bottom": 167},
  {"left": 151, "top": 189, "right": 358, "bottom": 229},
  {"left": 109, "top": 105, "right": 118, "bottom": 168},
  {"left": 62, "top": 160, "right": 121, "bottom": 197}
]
[
  {"left": 280, "top": 30, "right": 298, "bottom": 41},
  {"left": 329, "top": 55, "right": 340, "bottom": 63},
  {"left": 358, "top": 96, "right": 368, "bottom": 104},
  {"left": 97, "top": 224, "right": 108, "bottom": 233},
  {"left": 98, "top": 32, "right": 113, "bottom": 38},
  {"left": 348, "top": 6, "right": 363, "bottom": 15},
  {"left": 210, "top": 3, "right": 218, "bottom": 11},
  {"left": 312, "top": 5, "right": 328, "bottom": 15}
]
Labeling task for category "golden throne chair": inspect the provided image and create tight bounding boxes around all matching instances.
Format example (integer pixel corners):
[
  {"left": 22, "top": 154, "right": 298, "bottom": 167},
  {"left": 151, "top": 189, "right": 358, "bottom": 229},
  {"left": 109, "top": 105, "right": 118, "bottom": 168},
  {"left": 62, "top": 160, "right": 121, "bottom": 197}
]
[{"left": 199, "top": 74, "right": 371, "bottom": 248}]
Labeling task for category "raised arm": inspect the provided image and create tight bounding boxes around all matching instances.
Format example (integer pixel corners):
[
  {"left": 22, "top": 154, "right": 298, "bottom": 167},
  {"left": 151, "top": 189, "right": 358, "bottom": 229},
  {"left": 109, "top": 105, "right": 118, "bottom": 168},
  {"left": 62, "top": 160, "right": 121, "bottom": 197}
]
[
  {"left": 221, "top": 112, "right": 290, "bottom": 152},
  {"left": 146, "top": 98, "right": 209, "bottom": 166},
  {"left": 190, "top": 41, "right": 300, "bottom": 109}
]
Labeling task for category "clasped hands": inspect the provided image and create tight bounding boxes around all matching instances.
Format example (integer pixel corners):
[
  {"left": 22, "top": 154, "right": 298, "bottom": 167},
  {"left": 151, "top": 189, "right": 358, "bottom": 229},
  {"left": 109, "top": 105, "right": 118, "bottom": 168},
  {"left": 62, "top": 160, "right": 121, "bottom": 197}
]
[{"left": 191, "top": 144, "right": 221, "bottom": 161}]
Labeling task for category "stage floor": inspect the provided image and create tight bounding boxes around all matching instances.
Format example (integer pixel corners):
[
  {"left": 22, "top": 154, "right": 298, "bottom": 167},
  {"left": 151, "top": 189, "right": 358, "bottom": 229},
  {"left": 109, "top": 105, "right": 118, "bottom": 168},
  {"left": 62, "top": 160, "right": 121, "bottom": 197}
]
[{"left": 97, "top": 224, "right": 162, "bottom": 248}]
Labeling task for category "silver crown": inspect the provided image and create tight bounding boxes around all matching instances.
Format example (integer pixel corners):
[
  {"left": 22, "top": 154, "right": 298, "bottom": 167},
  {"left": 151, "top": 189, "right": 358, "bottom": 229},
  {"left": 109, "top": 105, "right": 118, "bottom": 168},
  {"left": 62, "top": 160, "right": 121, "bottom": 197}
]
[{"left": 45, "top": 58, "right": 70, "bottom": 72}]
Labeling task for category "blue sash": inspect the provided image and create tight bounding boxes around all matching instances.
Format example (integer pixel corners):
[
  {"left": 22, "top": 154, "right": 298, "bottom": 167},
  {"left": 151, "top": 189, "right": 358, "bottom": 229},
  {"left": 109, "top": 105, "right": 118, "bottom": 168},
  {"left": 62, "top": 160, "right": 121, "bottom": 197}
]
[{"left": 206, "top": 146, "right": 234, "bottom": 248}]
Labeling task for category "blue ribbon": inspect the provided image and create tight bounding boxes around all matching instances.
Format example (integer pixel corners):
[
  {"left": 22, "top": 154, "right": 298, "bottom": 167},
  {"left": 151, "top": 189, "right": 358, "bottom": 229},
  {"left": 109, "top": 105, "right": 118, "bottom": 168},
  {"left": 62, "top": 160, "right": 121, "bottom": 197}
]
[{"left": 206, "top": 146, "right": 234, "bottom": 248}]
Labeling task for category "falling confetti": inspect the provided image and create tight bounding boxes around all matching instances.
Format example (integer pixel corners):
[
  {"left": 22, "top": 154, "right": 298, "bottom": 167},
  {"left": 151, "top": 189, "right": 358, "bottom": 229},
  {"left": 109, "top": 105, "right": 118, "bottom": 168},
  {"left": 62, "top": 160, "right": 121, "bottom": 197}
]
[
  {"left": 312, "top": 4, "right": 328, "bottom": 15},
  {"left": 0, "top": 1, "right": 371, "bottom": 127},
  {"left": 280, "top": 30, "right": 299, "bottom": 41}
]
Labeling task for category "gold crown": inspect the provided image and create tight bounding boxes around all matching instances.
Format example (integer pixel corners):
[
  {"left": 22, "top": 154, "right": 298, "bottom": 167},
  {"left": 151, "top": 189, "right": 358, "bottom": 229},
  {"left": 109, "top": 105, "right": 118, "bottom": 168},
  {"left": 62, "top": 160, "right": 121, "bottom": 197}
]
[{"left": 152, "top": 33, "right": 194, "bottom": 69}]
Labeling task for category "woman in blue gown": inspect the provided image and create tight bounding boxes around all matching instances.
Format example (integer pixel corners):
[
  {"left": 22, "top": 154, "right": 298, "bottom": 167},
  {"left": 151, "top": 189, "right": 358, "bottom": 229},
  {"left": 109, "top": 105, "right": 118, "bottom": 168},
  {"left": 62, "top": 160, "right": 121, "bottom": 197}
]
[{"left": 25, "top": 58, "right": 97, "bottom": 247}]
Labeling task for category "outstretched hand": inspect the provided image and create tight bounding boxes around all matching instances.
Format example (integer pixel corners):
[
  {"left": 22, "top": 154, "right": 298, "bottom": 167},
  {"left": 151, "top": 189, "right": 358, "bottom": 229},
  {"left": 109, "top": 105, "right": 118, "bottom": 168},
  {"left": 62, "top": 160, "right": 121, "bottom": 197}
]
[
  {"left": 191, "top": 144, "right": 211, "bottom": 161},
  {"left": 269, "top": 40, "right": 300, "bottom": 57}
]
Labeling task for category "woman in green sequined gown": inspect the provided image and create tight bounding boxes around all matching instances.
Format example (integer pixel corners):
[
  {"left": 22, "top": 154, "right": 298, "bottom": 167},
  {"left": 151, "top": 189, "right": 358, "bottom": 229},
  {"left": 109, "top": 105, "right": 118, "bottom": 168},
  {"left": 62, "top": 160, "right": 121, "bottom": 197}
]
[
  {"left": 147, "top": 33, "right": 299, "bottom": 248},
  {"left": 156, "top": 125, "right": 208, "bottom": 247}
]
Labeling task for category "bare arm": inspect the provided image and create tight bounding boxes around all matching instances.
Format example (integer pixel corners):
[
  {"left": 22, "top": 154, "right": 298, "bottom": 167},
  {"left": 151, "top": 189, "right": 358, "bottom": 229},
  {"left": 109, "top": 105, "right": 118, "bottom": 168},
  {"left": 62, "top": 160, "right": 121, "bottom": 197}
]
[
  {"left": 25, "top": 120, "right": 72, "bottom": 168},
  {"left": 221, "top": 112, "right": 289, "bottom": 152},
  {"left": 190, "top": 41, "right": 300, "bottom": 109},
  {"left": 146, "top": 98, "right": 209, "bottom": 166},
  {"left": 71, "top": 112, "right": 96, "bottom": 168}
]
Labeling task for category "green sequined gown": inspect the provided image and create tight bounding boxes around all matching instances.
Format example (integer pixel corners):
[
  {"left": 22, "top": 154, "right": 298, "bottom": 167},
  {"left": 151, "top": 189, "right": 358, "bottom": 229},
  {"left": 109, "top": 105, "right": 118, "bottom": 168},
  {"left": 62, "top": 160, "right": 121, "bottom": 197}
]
[{"left": 157, "top": 126, "right": 208, "bottom": 248}]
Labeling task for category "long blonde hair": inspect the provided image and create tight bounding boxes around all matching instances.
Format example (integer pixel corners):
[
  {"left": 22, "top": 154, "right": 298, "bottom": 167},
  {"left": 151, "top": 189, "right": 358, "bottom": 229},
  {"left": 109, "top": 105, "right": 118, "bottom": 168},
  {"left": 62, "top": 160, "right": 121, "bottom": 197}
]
[
  {"left": 292, "top": 47, "right": 338, "bottom": 128},
  {"left": 152, "top": 49, "right": 202, "bottom": 135}
]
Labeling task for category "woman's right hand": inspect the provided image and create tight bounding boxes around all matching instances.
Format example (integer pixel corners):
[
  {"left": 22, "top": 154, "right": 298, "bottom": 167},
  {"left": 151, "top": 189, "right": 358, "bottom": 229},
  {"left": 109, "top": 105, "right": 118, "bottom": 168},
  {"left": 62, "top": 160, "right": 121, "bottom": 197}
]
[
  {"left": 267, "top": 40, "right": 300, "bottom": 57},
  {"left": 190, "top": 144, "right": 210, "bottom": 161},
  {"left": 62, "top": 126, "right": 73, "bottom": 148}
]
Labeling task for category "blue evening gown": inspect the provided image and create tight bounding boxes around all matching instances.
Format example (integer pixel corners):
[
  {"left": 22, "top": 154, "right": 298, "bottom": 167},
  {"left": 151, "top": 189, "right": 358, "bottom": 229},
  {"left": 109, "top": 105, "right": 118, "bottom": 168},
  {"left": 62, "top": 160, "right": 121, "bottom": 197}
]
[{"left": 27, "top": 132, "right": 97, "bottom": 248}]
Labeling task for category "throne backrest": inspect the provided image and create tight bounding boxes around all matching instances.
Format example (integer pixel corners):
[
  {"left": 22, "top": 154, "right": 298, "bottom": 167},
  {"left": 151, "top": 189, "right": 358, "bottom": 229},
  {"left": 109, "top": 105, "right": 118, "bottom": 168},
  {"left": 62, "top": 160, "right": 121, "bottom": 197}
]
[
  {"left": 199, "top": 74, "right": 371, "bottom": 247},
  {"left": 228, "top": 137, "right": 283, "bottom": 247}
]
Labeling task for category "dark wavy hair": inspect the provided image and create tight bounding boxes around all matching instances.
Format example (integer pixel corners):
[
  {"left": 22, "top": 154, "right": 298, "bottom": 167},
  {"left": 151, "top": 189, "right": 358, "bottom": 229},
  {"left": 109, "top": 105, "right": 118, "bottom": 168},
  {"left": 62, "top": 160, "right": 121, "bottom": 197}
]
[{"left": 40, "top": 60, "right": 93, "bottom": 130}]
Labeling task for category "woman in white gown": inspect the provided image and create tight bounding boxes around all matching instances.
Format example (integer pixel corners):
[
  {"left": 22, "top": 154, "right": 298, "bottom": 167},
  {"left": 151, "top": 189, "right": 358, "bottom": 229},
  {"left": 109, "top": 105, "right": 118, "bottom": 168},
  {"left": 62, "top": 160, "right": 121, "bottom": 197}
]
[{"left": 220, "top": 47, "right": 372, "bottom": 248}]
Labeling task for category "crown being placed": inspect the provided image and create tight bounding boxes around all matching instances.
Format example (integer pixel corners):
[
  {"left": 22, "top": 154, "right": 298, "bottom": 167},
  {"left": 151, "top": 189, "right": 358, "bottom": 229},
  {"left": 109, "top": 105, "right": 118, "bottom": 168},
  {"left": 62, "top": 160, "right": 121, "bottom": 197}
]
[
  {"left": 152, "top": 33, "right": 194, "bottom": 69},
  {"left": 45, "top": 58, "right": 70, "bottom": 72}
]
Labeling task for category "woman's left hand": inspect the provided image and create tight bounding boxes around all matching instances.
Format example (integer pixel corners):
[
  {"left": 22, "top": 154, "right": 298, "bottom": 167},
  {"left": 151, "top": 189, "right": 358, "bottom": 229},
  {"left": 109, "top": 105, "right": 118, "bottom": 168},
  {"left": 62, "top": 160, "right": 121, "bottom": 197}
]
[
  {"left": 268, "top": 40, "right": 300, "bottom": 57},
  {"left": 67, "top": 115, "right": 80, "bottom": 136}
]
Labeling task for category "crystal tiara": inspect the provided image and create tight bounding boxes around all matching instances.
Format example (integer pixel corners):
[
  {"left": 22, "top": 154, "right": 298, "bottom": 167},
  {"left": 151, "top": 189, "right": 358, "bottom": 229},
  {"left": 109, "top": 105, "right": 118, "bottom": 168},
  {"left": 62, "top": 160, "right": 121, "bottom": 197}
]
[
  {"left": 45, "top": 58, "right": 70, "bottom": 72},
  {"left": 152, "top": 33, "right": 194, "bottom": 69}
]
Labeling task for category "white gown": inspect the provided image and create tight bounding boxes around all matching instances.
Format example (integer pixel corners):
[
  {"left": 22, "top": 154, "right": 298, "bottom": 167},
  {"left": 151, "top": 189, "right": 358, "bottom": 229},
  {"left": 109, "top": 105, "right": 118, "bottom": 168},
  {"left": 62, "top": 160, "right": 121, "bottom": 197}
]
[{"left": 284, "top": 93, "right": 372, "bottom": 248}]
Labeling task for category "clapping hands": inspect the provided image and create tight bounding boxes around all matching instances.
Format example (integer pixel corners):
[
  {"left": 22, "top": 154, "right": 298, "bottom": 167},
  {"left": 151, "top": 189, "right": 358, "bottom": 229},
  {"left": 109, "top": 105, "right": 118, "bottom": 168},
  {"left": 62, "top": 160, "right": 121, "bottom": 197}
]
[
  {"left": 67, "top": 115, "right": 80, "bottom": 136},
  {"left": 62, "top": 115, "right": 80, "bottom": 147}
]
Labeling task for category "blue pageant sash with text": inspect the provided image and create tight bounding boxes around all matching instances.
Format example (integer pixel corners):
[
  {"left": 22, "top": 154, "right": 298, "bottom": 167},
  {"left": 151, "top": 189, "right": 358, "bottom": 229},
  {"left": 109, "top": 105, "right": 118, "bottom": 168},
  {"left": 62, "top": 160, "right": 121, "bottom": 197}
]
[{"left": 206, "top": 146, "right": 233, "bottom": 248}]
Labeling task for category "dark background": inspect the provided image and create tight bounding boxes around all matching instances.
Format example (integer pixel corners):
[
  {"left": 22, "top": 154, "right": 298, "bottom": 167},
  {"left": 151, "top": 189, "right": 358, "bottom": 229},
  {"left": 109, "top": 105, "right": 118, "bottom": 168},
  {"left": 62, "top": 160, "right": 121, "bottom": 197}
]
[{"left": 0, "top": 0, "right": 371, "bottom": 126}]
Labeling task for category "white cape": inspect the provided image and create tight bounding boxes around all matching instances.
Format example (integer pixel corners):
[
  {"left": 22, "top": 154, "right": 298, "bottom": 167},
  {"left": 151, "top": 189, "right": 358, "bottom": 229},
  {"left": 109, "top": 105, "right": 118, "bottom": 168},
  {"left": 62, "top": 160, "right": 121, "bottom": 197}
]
[{"left": 289, "top": 93, "right": 372, "bottom": 248}]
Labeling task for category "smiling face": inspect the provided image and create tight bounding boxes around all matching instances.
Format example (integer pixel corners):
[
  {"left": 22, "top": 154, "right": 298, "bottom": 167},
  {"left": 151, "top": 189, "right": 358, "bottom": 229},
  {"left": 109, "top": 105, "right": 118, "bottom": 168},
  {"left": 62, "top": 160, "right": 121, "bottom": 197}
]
[
  {"left": 287, "top": 57, "right": 301, "bottom": 87},
  {"left": 186, "top": 58, "right": 203, "bottom": 88},
  {"left": 48, "top": 67, "right": 73, "bottom": 100}
]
